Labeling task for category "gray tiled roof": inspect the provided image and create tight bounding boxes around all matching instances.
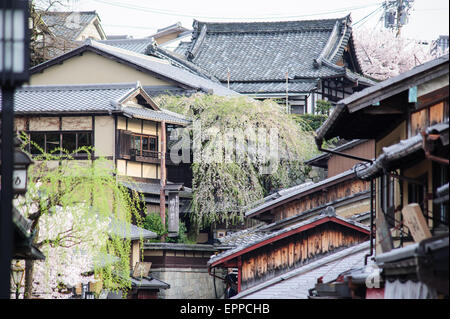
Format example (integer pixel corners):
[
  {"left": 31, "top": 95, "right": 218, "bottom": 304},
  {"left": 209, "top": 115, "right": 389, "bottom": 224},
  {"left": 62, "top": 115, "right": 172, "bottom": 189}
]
[
  {"left": 96, "top": 37, "right": 220, "bottom": 83},
  {"left": 142, "top": 85, "right": 198, "bottom": 97},
  {"left": 354, "top": 121, "right": 449, "bottom": 180},
  {"left": 229, "top": 80, "right": 318, "bottom": 94},
  {"left": 122, "top": 106, "right": 191, "bottom": 125},
  {"left": 208, "top": 210, "right": 369, "bottom": 266},
  {"left": 1, "top": 83, "right": 191, "bottom": 126},
  {"left": 235, "top": 241, "right": 370, "bottom": 299},
  {"left": 130, "top": 275, "right": 170, "bottom": 290},
  {"left": 40, "top": 11, "right": 99, "bottom": 41},
  {"left": 30, "top": 40, "right": 239, "bottom": 97},
  {"left": 9, "top": 83, "right": 133, "bottom": 113},
  {"left": 97, "top": 38, "right": 154, "bottom": 55},
  {"left": 179, "top": 16, "right": 359, "bottom": 84},
  {"left": 120, "top": 180, "right": 192, "bottom": 198},
  {"left": 147, "top": 44, "right": 222, "bottom": 83},
  {"left": 109, "top": 221, "right": 157, "bottom": 241},
  {"left": 215, "top": 224, "right": 270, "bottom": 249},
  {"left": 245, "top": 169, "right": 355, "bottom": 218}
]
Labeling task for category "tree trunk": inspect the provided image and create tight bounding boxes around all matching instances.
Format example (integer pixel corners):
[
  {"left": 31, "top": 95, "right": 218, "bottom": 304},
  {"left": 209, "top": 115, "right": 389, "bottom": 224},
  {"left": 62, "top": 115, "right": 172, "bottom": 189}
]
[{"left": 24, "top": 259, "right": 34, "bottom": 299}]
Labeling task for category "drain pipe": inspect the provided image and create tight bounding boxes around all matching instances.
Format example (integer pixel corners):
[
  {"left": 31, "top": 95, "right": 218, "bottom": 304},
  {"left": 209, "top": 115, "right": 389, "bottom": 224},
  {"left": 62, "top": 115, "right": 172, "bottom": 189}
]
[
  {"left": 421, "top": 130, "right": 449, "bottom": 165},
  {"left": 364, "top": 179, "right": 375, "bottom": 265},
  {"left": 213, "top": 267, "right": 218, "bottom": 299},
  {"left": 317, "top": 144, "right": 373, "bottom": 164}
]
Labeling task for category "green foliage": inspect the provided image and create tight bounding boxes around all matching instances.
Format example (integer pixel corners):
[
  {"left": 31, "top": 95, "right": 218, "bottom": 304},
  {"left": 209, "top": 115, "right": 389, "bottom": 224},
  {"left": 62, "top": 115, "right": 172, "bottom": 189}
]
[
  {"left": 143, "top": 212, "right": 191, "bottom": 244},
  {"left": 18, "top": 133, "right": 145, "bottom": 297},
  {"left": 315, "top": 99, "right": 332, "bottom": 116},
  {"left": 291, "top": 113, "right": 328, "bottom": 132},
  {"left": 155, "top": 94, "right": 319, "bottom": 229},
  {"left": 143, "top": 213, "right": 167, "bottom": 238}
]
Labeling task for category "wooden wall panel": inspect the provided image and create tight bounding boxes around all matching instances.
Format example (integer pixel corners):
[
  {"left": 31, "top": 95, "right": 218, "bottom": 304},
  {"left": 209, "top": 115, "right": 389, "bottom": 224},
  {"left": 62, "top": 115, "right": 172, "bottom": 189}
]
[
  {"left": 272, "top": 178, "right": 371, "bottom": 222},
  {"left": 240, "top": 223, "right": 368, "bottom": 290},
  {"left": 327, "top": 140, "right": 375, "bottom": 177}
]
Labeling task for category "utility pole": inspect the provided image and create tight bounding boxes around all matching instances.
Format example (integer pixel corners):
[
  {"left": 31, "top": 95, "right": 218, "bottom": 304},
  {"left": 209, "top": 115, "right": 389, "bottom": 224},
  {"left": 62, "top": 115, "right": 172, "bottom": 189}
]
[
  {"left": 285, "top": 71, "right": 289, "bottom": 114},
  {"left": 382, "top": 0, "right": 415, "bottom": 36}
]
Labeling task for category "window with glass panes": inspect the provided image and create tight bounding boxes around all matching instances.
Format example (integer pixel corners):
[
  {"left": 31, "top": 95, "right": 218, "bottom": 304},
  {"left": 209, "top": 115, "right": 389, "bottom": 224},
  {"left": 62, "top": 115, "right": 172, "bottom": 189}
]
[
  {"left": 131, "top": 133, "right": 158, "bottom": 157},
  {"left": 28, "top": 131, "right": 92, "bottom": 156}
]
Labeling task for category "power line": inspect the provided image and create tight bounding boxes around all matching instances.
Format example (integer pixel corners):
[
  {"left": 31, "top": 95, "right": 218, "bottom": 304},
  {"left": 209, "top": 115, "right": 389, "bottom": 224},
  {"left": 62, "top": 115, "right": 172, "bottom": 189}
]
[
  {"left": 353, "top": 5, "right": 384, "bottom": 28},
  {"left": 91, "top": 0, "right": 383, "bottom": 21}
]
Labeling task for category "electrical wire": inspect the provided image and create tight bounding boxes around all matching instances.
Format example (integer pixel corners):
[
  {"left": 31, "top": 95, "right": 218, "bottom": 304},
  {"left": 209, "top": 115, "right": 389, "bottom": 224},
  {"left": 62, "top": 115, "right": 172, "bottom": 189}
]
[
  {"left": 353, "top": 5, "right": 384, "bottom": 28},
  {"left": 90, "top": 0, "right": 384, "bottom": 21}
]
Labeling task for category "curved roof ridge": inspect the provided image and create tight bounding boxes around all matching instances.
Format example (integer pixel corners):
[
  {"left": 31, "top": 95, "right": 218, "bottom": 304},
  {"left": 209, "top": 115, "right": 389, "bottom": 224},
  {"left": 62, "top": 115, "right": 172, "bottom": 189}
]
[{"left": 192, "top": 16, "right": 349, "bottom": 33}]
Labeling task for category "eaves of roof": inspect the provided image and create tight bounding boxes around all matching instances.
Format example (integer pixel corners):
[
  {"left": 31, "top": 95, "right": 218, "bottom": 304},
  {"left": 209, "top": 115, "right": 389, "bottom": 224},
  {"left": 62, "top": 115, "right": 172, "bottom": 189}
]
[
  {"left": 183, "top": 15, "right": 365, "bottom": 85},
  {"left": 245, "top": 169, "right": 356, "bottom": 219},
  {"left": 151, "top": 22, "right": 190, "bottom": 39},
  {"left": 315, "top": 54, "right": 449, "bottom": 145},
  {"left": 232, "top": 240, "right": 370, "bottom": 299},
  {"left": 30, "top": 43, "right": 192, "bottom": 90},
  {"left": 208, "top": 212, "right": 369, "bottom": 267},
  {"left": 305, "top": 139, "right": 368, "bottom": 167},
  {"left": 130, "top": 276, "right": 170, "bottom": 290},
  {"left": 30, "top": 41, "right": 238, "bottom": 97},
  {"left": 2, "top": 82, "right": 191, "bottom": 126},
  {"left": 40, "top": 11, "right": 99, "bottom": 41},
  {"left": 354, "top": 122, "right": 449, "bottom": 180},
  {"left": 147, "top": 44, "right": 221, "bottom": 83},
  {"left": 341, "top": 54, "right": 449, "bottom": 112}
]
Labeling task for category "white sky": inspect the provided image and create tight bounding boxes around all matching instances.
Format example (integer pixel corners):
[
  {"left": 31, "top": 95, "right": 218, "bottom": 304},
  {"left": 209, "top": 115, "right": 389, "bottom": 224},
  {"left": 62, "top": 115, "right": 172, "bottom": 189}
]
[{"left": 69, "top": 0, "right": 448, "bottom": 42}]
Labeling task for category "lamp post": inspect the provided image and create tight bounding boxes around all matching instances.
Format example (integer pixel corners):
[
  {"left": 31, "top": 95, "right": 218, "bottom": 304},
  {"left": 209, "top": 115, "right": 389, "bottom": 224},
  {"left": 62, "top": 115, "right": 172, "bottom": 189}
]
[
  {"left": 13, "top": 137, "right": 33, "bottom": 194},
  {"left": 11, "top": 260, "right": 24, "bottom": 299},
  {"left": 0, "top": 0, "right": 30, "bottom": 299}
]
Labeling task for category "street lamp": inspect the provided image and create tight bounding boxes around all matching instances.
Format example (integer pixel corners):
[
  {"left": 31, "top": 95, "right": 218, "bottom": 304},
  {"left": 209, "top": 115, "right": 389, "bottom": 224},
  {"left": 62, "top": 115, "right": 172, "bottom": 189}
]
[
  {"left": 0, "top": 0, "right": 30, "bottom": 299},
  {"left": 10, "top": 260, "right": 24, "bottom": 299},
  {"left": 13, "top": 137, "right": 33, "bottom": 194}
]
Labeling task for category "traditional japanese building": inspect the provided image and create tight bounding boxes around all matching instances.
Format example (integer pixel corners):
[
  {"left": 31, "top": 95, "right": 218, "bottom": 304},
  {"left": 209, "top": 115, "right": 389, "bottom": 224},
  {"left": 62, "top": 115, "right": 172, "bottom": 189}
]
[
  {"left": 7, "top": 82, "right": 192, "bottom": 237},
  {"left": 315, "top": 53, "right": 449, "bottom": 298},
  {"left": 208, "top": 210, "right": 370, "bottom": 298},
  {"left": 174, "top": 15, "right": 376, "bottom": 113}
]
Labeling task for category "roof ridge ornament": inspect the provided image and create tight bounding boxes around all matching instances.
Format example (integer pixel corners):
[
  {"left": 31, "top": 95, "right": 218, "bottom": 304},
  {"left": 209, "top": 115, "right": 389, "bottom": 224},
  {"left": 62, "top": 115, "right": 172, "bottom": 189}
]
[{"left": 186, "top": 24, "right": 207, "bottom": 60}]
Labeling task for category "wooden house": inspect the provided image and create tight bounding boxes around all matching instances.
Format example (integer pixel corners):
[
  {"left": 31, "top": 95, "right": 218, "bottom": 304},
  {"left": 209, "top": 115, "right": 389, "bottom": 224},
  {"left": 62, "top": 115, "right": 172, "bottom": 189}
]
[
  {"left": 173, "top": 16, "right": 376, "bottom": 113},
  {"left": 29, "top": 39, "right": 236, "bottom": 98},
  {"left": 27, "top": 39, "right": 239, "bottom": 240},
  {"left": 35, "top": 11, "right": 107, "bottom": 60},
  {"left": 149, "top": 22, "right": 191, "bottom": 45},
  {"left": 39, "top": 11, "right": 106, "bottom": 42},
  {"left": 244, "top": 169, "right": 372, "bottom": 226},
  {"left": 8, "top": 82, "right": 191, "bottom": 228},
  {"left": 306, "top": 139, "right": 375, "bottom": 179},
  {"left": 205, "top": 137, "right": 378, "bottom": 298},
  {"left": 315, "top": 53, "right": 449, "bottom": 298},
  {"left": 208, "top": 211, "right": 370, "bottom": 298}
]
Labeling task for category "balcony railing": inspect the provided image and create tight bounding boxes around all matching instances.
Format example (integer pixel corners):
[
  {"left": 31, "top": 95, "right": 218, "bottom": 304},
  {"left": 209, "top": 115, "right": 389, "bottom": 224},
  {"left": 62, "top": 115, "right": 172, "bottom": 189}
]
[{"left": 129, "top": 149, "right": 177, "bottom": 165}]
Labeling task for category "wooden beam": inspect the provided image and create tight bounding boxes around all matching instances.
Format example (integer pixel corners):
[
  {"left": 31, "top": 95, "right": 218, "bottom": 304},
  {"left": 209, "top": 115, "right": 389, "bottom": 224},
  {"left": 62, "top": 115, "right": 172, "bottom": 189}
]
[
  {"left": 160, "top": 121, "right": 166, "bottom": 242},
  {"left": 209, "top": 217, "right": 369, "bottom": 267}
]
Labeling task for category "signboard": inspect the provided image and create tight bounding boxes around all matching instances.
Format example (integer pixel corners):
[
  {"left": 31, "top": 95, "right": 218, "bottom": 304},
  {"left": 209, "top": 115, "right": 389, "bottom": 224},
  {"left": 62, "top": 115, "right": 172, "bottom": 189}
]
[
  {"left": 376, "top": 212, "right": 394, "bottom": 253},
  {"left": 167, "top": 192, "right": 180, "bottom": 236},
  {"left": 133, "top": 262, "right": 152, "bottom": 278},
  {"left": 402, "top": 203, "right": 432, "bottom": 242}
]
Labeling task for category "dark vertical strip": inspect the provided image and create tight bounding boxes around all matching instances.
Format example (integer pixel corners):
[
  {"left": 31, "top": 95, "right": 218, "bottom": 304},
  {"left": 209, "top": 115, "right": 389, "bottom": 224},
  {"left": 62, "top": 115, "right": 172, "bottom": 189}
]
[
  {"left": 91, "top": 116, "right": 95, "bottom": 158},
  {"left": 0, "top": 87, "right": 15, "bottom": 298},
  {"left": 160, "top": 121, "right": 166, "bottom": 242}
]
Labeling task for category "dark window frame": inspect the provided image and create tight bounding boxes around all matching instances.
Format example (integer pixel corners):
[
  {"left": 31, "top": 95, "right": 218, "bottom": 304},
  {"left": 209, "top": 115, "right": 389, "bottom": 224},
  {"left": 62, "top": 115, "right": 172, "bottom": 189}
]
[
  {"left": 26, "top": 130, "right": 93, "bottom": 158},
  {"left": 130, "top": 133, "right": 158, "bottom": 158},
  {"left": 380, "top": 173, "right": 396, "bottom": 227}
]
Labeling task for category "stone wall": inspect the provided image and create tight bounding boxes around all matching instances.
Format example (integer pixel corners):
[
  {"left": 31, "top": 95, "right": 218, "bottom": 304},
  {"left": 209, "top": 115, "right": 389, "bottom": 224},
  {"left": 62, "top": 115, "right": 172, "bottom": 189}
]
[
  {"left": 151, "top": 267, "right": 226, "bottom": 299},
  {"left": 143, "top": 243, "right": 226, "bottom": 299}
]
